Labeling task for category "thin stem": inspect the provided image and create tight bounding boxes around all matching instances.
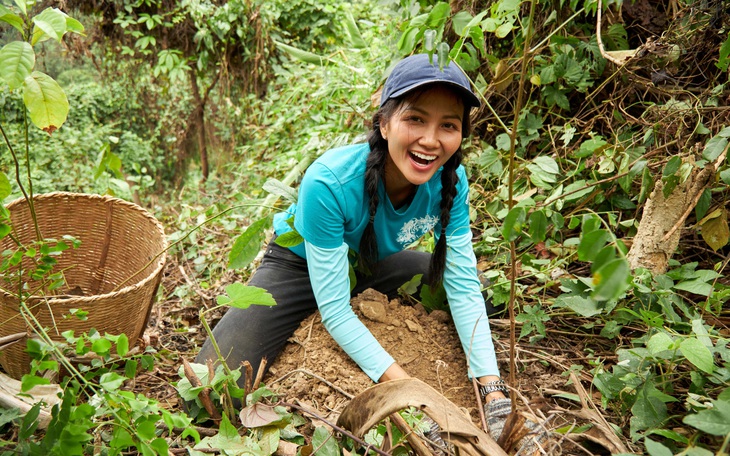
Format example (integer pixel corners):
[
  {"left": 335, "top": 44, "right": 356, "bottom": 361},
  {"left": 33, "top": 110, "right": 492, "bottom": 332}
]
[
  {"left": 23, "top": 113, "right": 42, "bottom": 241},
  {"left": 0, "top": 122, "right": 40, "bottom": 241},
  {"left": 506, "top": 0, "right": 537, "bottom": 414}
]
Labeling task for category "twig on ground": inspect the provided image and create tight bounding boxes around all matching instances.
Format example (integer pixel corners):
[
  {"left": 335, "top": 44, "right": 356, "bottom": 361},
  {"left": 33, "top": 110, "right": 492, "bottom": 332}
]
[{"left": 280, "top": 401, "right": 391, "bottom": 456}]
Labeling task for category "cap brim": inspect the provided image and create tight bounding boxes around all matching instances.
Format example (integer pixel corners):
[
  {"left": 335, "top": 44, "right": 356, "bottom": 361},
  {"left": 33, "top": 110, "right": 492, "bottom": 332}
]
[{"left": 388, "top": 80, "right": 481, "bottom": 109}]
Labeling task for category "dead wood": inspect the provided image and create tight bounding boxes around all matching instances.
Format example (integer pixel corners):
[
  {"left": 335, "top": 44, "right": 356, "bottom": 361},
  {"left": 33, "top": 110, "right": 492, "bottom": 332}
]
[{"left": 337, "top": 378, "right": 509, "bottom": 456}]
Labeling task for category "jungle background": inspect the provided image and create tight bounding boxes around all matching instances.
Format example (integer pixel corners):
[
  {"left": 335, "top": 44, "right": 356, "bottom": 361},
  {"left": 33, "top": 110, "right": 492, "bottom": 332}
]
[{"left": 1, "top": 0, "right": 729, "bottom": 455}]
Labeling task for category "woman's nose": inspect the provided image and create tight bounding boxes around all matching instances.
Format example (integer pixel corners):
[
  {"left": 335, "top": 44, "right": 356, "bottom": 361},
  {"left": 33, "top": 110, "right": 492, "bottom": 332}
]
[{"left": 418, "top": 125, "right": 439, "bottom": 148}]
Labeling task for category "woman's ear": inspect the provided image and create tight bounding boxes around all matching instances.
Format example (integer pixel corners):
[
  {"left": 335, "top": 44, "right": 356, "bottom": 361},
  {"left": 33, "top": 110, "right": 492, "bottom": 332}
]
[{"left": 379, "top": 123, "right": 388, "bottom": 141}]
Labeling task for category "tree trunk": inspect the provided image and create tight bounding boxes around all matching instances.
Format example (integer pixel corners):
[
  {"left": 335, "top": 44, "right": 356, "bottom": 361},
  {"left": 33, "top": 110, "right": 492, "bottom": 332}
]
[
  {"left": 626, "top": 164, "right": 715, "bottom": 274},
  {"left": 189, "top": 71, "right": 209, "bottom": 181}
]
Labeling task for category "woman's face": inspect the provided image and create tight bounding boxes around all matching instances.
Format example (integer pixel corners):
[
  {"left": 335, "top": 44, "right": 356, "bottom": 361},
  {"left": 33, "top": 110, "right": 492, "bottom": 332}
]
[{"left": 380, "top": 86, "right": 465, "bottom": 193}]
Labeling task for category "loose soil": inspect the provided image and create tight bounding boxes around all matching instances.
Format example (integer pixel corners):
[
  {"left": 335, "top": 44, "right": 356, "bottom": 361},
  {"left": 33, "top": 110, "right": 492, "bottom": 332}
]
[{"left": 145, "top": 259, "right": 634, "bottom": 454}]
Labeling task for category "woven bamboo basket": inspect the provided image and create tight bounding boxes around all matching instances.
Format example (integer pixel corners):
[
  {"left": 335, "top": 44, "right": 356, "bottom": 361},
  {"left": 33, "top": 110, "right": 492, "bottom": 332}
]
[{"left": 0, "top": 192, "right": 167, "bottom": 379}]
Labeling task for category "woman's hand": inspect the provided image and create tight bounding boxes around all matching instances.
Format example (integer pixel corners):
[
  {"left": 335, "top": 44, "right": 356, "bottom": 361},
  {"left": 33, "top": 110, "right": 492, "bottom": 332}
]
[{"left": 484, "top": 397, "right": 548, "bottom": 455}]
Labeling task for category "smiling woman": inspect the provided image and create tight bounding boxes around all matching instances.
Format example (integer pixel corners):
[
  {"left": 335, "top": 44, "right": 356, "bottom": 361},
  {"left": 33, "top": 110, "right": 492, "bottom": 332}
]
[{"left": 195, "top": 52, "right": 543, "bottom": 453}]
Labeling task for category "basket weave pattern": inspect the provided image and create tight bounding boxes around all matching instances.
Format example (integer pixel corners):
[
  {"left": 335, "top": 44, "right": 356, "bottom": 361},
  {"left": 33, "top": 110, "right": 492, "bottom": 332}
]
[{"left": 0, "top": 192, "right": 167, "bottom": 379}]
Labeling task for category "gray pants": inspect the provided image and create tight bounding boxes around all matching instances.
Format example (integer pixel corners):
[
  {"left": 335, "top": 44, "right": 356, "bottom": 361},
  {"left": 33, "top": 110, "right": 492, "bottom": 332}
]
[{"left": 194, "top": 238, "right": 433, "bottom": 385}]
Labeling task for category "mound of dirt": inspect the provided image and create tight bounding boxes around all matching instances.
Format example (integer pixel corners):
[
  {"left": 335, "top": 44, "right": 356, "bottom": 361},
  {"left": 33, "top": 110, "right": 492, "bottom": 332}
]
[{"left": 264, "top": 288, "right": 541, "bottom": 425}]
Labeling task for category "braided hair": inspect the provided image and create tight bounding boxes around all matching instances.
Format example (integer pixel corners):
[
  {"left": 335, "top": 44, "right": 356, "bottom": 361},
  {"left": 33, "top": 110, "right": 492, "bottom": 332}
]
[{"left": 358, "top": 85, "right": 472, "bottom": 286}]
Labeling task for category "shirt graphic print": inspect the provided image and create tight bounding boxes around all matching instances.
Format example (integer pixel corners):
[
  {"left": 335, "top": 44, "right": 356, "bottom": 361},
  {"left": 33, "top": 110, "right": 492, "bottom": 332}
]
[{"left": 396, "top": 214, "right": 439, "bottom": 247}]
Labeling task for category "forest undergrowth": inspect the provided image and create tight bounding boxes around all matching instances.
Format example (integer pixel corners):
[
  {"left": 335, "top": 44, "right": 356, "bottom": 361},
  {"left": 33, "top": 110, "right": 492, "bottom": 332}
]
[{"left": 1, "top": 0, "right": 729, "bottom": 455}]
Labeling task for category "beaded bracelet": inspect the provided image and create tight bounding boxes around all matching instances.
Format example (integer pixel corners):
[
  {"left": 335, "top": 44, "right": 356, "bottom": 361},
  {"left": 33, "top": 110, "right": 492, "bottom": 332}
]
[{"left": 478, "top": 379, "right": 509, "bottom": 398}]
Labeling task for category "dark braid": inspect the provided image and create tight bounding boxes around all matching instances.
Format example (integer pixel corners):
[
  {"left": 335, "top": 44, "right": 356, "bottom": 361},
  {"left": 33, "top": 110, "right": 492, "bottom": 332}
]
[
  {"left": 428, "top": 149, "right": 463, "bottom": 287},
  {"left": 358, "top": 101, "right": 396, "bottom": 274}
]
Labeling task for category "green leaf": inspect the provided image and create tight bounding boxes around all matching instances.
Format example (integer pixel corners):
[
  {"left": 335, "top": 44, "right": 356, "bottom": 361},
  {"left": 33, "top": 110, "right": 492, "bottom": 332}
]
[
  {"left": 591, "top": 258, "right": 630, "bottom": 301},
  {"left": 0, "top": 6, "right": 24, "bottom": 34},
  {"left": 343, "top": 11, "right": 366, "bottom": 49},
  {"left": 577, "top": 229, "right": 611, "bottom": 262},
  {"left": 679, "top": 337, "right": 715, "bottom": 374},
  {"left": 495, "top": 22, "right": 513, "bottom": 38},
  {"left": 262, "top": 178, "right": 298, "bottom": 204},
  {"left": 311, "top": 426, "right": 339, "bottom": 456},
  {"left": 555, "top": 295, "right": 602, "bottom": 317},
  {"left": 18, "top": 403, "right": 40, "bottom": 440},
  {"left": 23, "top": 71, "right": 69, "bottom": 133},
  {"left": 575, "top": 137, "right": 608, "bottom": 158},
  {"left": 0, "top": 172, "right": 11, "bottom": 200},
  {"left": 644, "top": 439, "right": 673, "bottom": 456},
  {"left": 683, "top": 399, "right": 730, "bottom": 435},
  {"left": 701, "top": 133, "right": 728, "bottom": 161},
  {"left": 425, "top": 2, "right": 450, "bottom": 28},
  {"left": 228, "top": 217, "right": 269, "bottom": 270},
  {"left": 32, "top": 7, "right": 68, "bottom": 44},
  {"left": 20, "top": 374, "right": 50, "bottom": 392},
  {"left": 528, "top": 210, "right": 547, "bottom": 242},
  {"left": 0, "top": 41, "right": 34, "bottom": 90},
  {"left": 216, "top": 283, "right": 276, "bottom": 309},
  {"left": 274, "top": 229, "right": 303, "bottom": 248},
  {"left": 646, "top": 332, "right": 675, "bottom": 355},
  {"left": 116, "top": 333, "right": 129, "bottom": 357},
  {"left": 502, "top": 206, "right": 526, "bottom": 242},
  {"left": 274, "top": 40, "right": 325, "bottom": 65},
  {"left": 674, "top": 279, "right": 713, "bottom": 296},
  {"left": 718, "top": 34, "right": 730, "bottom": 70},
  {"left": 99, "top": 372, "right": 126, "bottom": 391},
  {"left": 91, "top": 337, "right": 112, "bottom": 355}
]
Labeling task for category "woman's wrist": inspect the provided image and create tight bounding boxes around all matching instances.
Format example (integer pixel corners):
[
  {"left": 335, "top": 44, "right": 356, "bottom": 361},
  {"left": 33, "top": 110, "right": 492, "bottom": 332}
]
[{"left": 477, "top": 375, "right": 509, "bottom": 403}]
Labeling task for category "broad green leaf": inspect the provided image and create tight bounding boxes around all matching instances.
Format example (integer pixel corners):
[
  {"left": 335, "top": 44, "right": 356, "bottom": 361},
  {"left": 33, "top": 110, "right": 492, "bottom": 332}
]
[
  {"left": 495, "top": 22, "right": 513, "bottom": 38},
  {"left": 577, "top": 229, "right": 611, "bottom": 262},
  {"left": 228, "top": 217, "right": 269, "bottom": 269},
  {"left": 425, "top": 2, "right": 450, "bottom": 28},
  {"left": 99, "top": 372, "right": 126, "bottom": 391},
  {"left": 20, "top": 374, "right": 50, "bottom": 392},
  {"left": 575, "top": 137, "right": 608, "bottom": 158},
  {"left": 12, "top": 0, "right": 26, "bottom": 15},
  {"left": 501, "top": 206, "right": 526, "bottom": 242},
  {"left": 116, "top": 333, "right": 129, "bottom": 357},
  {"left": 262, "top": 178, "right": 298, "bottom": 204},
  {"left": 0, "top": 172, "right": 11, "bottom": 199},
  {"left": 591, "top": 258, "right": 630, "bottom": 301},
  {"left": 274, "top": 229, "right": 303, "bottom": 248},
  {"left": 0, "top": 6, "right": 24, "bottom": 34},
  {"left": 18, "top": 403, "right": 40, "bottom": 440},
  {"left": 311, "top": 426, "right": 339, "bottom": 456},
  {"left": 646, "top": 332, "right": 675, "bottom": 355},
  {"left": 23, "top": 71, "right": 69, "bottom": 133},
  {"left": 0, "top": 224, "right": 10, "bottom": 239},
  {"left": 680, "top": 337, "right": 715, "bottom": 373},
  {"left": 91, "top": 337, "right": 112, "bottom": 355},
  {"left": 691, "top": 319, "right": 713, "bottom": 348},
  {"left": 718, "top": 34, "right": 730, "bottom": 70},
  {"left": 31, "top": 7, "right": 68, "bottom": 44},
  {"left": 674, "top": 279, "right": 713, "bottom": 296},
  {"left": 683, "top": 399, "right": 730, "bottom": 435},
  {"left": 274, "top": 40, "right": 324, "bottom": 65},
  {"left": 528, "top": 210, "right": 547, "bottom": 242},
  {"left": 216, "top": 283, "right": 276, "bottom": 309},
  {"left": 0, "top": 41, "right": 34, "bottom": 89},
  {"left": 555, "top": 295, "right": 602, "bottom": 317},
  {"left": 343, "top": 11, "right": 366, "bottom": 49},
  {"left": 65, "top": 15, "right": 85, "bottom": 35},
  {"left": 452, "top": 11, "right": 474, "bottom": 36},
  {"left": 701, "top": 133, "right": 728, "bottom": 161},
  {"left": 644, "top": 439, "right": 673, "bottom": 456},
  {"left": 630, "top": 382, "right": 670, "bottom": 436}
]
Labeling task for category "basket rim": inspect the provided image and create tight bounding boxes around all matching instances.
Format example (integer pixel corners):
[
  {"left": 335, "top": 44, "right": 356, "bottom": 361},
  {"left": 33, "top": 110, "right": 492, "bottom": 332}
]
[{"left": 2, "top": 192, "right": 168, "bottom": 303}]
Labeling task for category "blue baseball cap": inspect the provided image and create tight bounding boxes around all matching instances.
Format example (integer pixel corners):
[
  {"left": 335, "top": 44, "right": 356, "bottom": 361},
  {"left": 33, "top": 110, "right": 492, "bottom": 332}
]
[{"left": 380, "top": 53, "right": 480, "bottom": 108}]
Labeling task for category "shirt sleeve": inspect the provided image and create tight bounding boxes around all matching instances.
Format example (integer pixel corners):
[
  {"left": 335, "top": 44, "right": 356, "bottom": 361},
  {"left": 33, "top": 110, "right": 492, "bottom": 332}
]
[
  {"left": 443, "top": 231, "right": 500, "bottom": 378},
  {"left": 304, "top": 240, "right": 395, "bottom": 381}
]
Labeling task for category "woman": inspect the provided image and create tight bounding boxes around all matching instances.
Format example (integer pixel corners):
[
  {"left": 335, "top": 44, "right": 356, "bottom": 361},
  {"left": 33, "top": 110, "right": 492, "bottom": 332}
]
[{"left": 196, "top": 53, "right": 539, "bottom": 452}]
